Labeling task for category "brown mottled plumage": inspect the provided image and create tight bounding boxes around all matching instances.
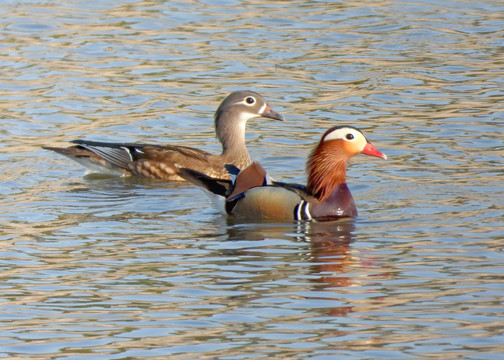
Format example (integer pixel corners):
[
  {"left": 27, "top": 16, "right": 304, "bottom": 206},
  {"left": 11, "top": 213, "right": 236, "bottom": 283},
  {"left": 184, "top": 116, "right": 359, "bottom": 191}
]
[{"left": 44, "top": 91, "right": 284, "bottom": 181}]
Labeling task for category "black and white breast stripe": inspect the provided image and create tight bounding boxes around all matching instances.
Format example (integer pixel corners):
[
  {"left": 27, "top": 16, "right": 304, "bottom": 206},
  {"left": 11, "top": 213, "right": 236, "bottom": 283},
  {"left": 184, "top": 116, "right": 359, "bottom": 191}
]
[{"left": 294, "top": 200, "right": 312, "bottom": 221}]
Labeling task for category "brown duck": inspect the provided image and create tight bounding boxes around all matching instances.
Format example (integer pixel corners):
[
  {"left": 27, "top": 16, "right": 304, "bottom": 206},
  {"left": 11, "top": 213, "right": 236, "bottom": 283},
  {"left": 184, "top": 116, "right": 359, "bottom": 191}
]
[{"left": 44, "top": 90, "right": 284, "bottom": 181}]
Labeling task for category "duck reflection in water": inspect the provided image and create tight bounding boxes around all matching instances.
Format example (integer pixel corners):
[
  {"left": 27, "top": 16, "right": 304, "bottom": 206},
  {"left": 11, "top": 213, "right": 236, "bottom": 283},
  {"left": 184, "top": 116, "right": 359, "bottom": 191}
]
[
  {"left": 221, "top": 218, "right": 357, "bottom": 317},
  {"left": 301, "top": 220, "right": 356, "bottom": 317}
]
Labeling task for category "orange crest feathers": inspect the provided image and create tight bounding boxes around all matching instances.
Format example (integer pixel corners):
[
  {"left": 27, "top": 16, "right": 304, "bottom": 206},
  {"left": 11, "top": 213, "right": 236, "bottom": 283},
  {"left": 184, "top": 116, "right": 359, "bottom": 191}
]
[{"left": 306, "top": 140, "right": 349, "bottom": 201}]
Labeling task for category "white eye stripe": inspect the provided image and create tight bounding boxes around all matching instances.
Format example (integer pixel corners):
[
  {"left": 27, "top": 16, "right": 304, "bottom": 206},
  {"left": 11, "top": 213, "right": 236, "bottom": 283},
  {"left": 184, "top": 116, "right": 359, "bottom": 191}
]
[
  {"left": 323, "top": 127, "right": 362, "bottom": 142},
  {"left": 233, "top": 98, "right": 265, "bottom": 117},
  {"left": 234, "top": 98, "right": 259, "bottom": 107}
]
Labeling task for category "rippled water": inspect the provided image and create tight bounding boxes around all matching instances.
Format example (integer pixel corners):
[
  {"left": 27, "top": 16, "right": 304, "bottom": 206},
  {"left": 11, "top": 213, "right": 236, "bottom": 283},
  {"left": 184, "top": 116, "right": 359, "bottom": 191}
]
[{"left": 1, "top": 0, "right": 503, "bottom": 359}]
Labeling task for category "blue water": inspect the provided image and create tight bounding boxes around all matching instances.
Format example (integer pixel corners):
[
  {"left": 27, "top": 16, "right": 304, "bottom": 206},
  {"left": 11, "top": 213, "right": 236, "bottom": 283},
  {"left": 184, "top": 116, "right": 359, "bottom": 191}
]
[{"left": 0, "top": 0, "right": 503, "bottom": 359}]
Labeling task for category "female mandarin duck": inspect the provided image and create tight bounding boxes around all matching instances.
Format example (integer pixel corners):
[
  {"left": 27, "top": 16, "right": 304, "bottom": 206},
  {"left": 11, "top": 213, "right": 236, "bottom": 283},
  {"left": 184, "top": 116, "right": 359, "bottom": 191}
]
[
  {"left": 179, "top": 126, "right": 387, "bottom": 222},
  {"left": 44, "top": 91, "right": 283, "bottom": 181}
]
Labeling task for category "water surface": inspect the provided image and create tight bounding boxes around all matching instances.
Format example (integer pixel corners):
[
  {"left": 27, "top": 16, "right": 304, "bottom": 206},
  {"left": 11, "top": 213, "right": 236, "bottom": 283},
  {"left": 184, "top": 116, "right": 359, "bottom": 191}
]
[{"left": 1, "top": 0, "right": 503, "bottom": 359}]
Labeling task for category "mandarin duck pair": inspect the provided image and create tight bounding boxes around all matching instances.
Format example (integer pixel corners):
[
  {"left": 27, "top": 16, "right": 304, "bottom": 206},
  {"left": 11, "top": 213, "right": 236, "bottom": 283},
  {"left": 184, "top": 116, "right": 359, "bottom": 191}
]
[{"left": 45, "top": 90, "right": 386, "bottom": 222}]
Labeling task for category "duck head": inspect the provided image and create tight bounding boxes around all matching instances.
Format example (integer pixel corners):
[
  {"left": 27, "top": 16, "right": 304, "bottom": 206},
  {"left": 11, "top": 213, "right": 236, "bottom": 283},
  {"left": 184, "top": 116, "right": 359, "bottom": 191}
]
[
  {"left": 214, "top": 91, "right": 283, "bottom": 153},
  {"left": 306, "top": 126, "right": 387, "bottom": 201}
]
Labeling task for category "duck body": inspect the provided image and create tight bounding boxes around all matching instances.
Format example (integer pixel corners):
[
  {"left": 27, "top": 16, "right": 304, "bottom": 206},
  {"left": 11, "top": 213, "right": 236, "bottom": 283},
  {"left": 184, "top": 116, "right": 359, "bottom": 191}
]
[
  {"left": 229, "top": 185, "right": 356, "bottom": 221},
  {"left": 179, "top": 126, "right": 386, "bottom": 222},
  {"left": 44, "top": 90, "right": 284, "bottom": 181}
]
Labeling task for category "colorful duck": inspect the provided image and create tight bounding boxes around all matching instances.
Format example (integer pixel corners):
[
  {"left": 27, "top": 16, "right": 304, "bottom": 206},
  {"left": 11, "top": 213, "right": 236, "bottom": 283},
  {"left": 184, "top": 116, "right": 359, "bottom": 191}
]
[{"left": 179, "top": 125, "right": 386, "bottom": 221}]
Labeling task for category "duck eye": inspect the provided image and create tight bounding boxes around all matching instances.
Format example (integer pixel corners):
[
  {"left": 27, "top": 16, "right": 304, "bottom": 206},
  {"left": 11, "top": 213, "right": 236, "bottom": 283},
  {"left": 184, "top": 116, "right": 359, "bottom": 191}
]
[
  {"left": 245, "top": 96, "right": 255, "bottom": 105},
  {"left": 346, "top": 133, "right": 354, "bottom": 140}
]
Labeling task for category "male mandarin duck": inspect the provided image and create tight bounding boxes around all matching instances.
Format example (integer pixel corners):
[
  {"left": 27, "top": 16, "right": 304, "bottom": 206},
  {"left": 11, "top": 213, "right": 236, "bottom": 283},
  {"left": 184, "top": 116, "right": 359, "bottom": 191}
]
[
  {"left": 44, "top": 91, "right": 284, "bottom": 181},
  {"left": 179, "top": 126, "right": 387, "bottom": 222}
]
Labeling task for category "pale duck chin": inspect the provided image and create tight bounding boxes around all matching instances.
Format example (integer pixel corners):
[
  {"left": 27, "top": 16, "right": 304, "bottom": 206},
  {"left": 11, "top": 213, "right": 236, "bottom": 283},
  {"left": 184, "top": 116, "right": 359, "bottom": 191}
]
[
  {"left": 258, "top": 102, "right": 267, "bottom": 115},
  {"left": 237, "top": 110, "right": 261, "bottom": 137}
]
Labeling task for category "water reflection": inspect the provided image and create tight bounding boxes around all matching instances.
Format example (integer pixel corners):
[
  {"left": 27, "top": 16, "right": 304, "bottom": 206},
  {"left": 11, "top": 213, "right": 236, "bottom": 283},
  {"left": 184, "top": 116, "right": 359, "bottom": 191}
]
[
  {"left": 223, "top": 219, "right": 356, "bottom": 317},
  {"left": 1, "top": 0, "right": 503, "bottom": 358},
  {"left": 303, "top": 220, "right": 356, "bottom": 317}
]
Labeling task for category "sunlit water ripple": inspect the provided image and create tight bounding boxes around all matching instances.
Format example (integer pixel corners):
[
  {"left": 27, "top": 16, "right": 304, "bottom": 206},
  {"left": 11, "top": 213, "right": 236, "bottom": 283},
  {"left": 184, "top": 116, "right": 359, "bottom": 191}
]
[{"left": 0, "top": 0, "right": 503, "bottom": 359}]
